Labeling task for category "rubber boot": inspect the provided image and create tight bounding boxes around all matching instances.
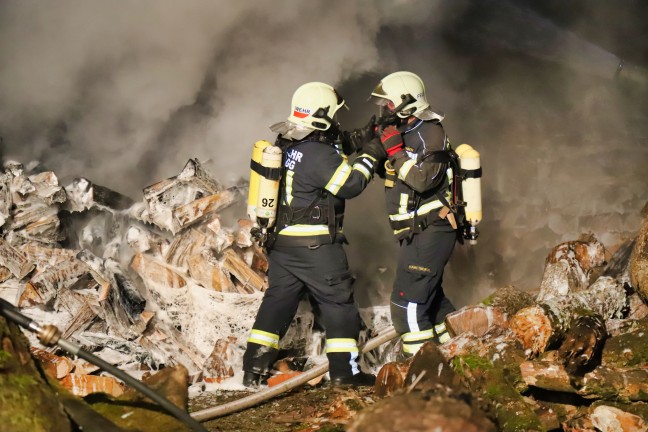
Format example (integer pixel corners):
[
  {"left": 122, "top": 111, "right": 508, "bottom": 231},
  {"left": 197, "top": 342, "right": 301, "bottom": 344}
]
[
  {"left": 242, "top": 342, "right": 278, "bottom": 388},
  {"left": 330, "top": 371, "right": 376, "bottom": 387},
  {"left": 242, "top": 371, "right": 269, "bottom": 388}
]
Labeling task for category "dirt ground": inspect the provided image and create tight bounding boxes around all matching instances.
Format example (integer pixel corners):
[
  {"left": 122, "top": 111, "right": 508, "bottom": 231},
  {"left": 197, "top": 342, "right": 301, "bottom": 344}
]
[{"left": 189, "top": 385, "right": 376, "bottom": 432}]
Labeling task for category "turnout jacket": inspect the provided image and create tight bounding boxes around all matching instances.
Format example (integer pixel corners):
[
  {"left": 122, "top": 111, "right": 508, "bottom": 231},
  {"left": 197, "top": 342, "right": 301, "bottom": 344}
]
[
  {"left": 385, "top": 120, "right": 454, "bottom": 240},
  {"left": 274, "top": 135, "right": 376, "bottom": 246}
]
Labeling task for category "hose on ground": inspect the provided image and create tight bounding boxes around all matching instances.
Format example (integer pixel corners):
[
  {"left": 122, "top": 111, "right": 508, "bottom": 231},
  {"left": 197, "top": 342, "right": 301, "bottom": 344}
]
[
  {"left": 191, "top": 326, "right": 398, "bottom": 422},
  {"left": 0, "top": 297, "right": 208, "bottom": 432}
]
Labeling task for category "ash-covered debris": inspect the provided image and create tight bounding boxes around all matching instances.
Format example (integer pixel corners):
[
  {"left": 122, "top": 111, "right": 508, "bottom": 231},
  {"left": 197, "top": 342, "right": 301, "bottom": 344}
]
[
  {"left": 364, "top": 213, "right": 648, "bottom": 432},
  {"left": 0, "top": 158, "right": 288, "bottom": 396}
]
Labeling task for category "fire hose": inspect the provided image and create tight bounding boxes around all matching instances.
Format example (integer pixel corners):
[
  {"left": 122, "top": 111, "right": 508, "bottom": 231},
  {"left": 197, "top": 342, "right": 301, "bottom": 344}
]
[
  {"left": 0, "top": 297, "right": 208, "bottom": 432},
  {"left": 191, "top": 326, "right": 398, "bottom": 422}
]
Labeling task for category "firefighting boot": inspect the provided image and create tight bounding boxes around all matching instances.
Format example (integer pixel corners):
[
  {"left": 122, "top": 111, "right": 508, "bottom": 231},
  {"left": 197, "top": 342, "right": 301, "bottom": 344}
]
[
  {"left": 242, "top": 342, "right": 278, "bottom": 388},
  {"left": 242, "top": 371, "right": 269, "bottom": 388},
  {"left": 331, "top": 371, "right": 377, "bottom": 387}
]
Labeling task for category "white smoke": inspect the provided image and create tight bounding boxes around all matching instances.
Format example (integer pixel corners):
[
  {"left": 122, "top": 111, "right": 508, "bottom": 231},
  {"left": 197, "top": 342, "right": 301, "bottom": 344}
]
[
  {"left": 1, "top": 0, "right": 647, "bottom": 311},
  {"left": 0, "top": 0, "right": 444, "bottom": 192}
]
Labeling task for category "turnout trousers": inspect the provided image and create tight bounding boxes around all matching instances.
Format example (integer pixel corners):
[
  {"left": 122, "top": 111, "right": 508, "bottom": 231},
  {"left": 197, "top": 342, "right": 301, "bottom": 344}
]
[
  {"left": 390, "top": 225, "right": 457, "bottom": 355},
  {"left": 243, "top": 243, "right": 362, "bottom": 379}
]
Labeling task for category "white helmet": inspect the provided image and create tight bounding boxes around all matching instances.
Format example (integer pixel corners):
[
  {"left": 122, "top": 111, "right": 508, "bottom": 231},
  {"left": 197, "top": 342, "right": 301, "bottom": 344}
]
[
  {"left": 369, "top": 71, "right": 444, "bottom": 122},
  {"left": 271, "top": 82, "right": 346, "bottom": 140}
]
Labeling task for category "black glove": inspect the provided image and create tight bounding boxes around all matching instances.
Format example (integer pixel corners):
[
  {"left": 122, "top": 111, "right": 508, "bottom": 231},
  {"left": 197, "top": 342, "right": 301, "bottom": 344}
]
[
  {"left": 361, "top": 137, "right": 387, "bottom": 162},
  {"left": 347, "top": 115, "right": 377, "bottom": 152}
]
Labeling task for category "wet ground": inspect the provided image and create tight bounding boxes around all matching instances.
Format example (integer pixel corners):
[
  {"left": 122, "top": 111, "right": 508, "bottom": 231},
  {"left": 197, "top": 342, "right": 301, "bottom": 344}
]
[{"left": 189, "top": 385, "right": 376, "bottom": 432}]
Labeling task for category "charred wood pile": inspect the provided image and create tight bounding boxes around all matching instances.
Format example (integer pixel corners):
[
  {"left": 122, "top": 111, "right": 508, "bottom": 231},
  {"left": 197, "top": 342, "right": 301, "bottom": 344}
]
[
  {"left": 357, "top": 204, "right": 648, "bottom": 432},
  {"left": 2, "top": 155, "right": 648, "bottom": 431},
  {"left": 0, "top": 158, "right": 271, "bottom": 396}
]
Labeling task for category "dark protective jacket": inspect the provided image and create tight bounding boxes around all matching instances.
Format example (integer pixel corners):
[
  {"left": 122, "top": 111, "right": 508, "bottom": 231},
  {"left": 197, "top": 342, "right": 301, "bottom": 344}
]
[
  {"left": 273, "top": 134, "right": 376, "bottom": 246},
  {"left": 384, "top": 119, "right": 455, "bottom": 240}
]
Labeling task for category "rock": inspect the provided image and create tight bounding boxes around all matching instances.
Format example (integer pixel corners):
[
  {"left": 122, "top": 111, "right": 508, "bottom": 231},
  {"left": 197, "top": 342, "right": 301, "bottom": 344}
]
[{"left": 0, "top": 317, "right": 72, "bottom": 432}]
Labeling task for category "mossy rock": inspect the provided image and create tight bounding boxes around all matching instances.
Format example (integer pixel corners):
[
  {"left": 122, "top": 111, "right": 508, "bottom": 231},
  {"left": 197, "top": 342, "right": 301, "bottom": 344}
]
[
  {"left": 87, "top": 365, "right": 191, "bottom": 432},
  {"left": 0, "top": 316, "right": 71, "bottom": 432}
]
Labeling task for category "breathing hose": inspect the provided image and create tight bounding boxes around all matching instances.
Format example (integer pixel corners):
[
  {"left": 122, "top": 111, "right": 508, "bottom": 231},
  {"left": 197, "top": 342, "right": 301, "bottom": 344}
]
[
  {"left": 0, "top": 297, "right": 208, "bottom": 432},
  {"left": 191, "top": 326, "right": 399, "bottom": 422}
]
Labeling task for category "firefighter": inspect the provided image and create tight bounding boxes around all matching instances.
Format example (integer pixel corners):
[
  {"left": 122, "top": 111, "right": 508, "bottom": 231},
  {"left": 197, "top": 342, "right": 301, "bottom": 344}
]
[
  {"left": 242, "top": 82, "right": 385, "bottom": 387},
  {"left": 369, "top": 71, "right": 456, "bottom": 356}
]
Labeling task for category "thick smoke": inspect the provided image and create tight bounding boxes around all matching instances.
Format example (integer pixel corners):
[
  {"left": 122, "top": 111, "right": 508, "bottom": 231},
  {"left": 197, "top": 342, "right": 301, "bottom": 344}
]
[
  {"left": 0, "top": 0, "right": 442, "bottom": 190},
  {"left": 1, "top": 1, "right": 647, "bottom": 309}
]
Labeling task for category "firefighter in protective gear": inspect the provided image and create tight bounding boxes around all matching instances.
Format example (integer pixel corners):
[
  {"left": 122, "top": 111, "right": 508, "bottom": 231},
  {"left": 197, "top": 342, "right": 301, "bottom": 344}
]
[
  {"left": 242, "top": 82, "right": 385, "bottom": 387},
  {"left": 370, "top": 71, "right": 456, "bottom": 356}
]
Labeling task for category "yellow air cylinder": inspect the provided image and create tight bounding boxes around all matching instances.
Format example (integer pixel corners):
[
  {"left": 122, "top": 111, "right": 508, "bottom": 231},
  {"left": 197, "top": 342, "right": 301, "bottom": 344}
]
[
  {"left": 256, "top": 145, "right": 283, "bottom": 228},
  {"left": 247, "top": 140, "right": 272, "bottom": 221},
  {"left": 455, "top": 144, "right": 482, "bottom": 228}
]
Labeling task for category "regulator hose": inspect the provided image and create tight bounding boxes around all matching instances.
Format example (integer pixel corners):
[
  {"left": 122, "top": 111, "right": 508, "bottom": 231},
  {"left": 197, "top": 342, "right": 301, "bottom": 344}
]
[
  {"left": 0, "top": 298, "right": 208, "bottom": 432},
  {"left": 191, "top": 326, "right": 398, "bottom": 422}
]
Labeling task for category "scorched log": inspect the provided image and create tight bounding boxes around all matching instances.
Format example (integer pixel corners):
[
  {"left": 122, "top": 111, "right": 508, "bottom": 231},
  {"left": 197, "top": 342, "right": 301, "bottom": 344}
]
[
  {"left": 0, "top": 238, "right": 35, "bottom": 279},
  {"left": 64, "top": 177, "right": 133, "bottom": 212},
  {"left": 510, "top": 237, "right": 627, "bottom": 372},
  {"left": 521, "top": 360, "right": 648, "bottom": 402},
  {"left": 172, "top": 187, "right": 241, "bottom": 231},
  {"left": 629, "top": 202, "right": 648, "bottom": 303},
  {"left": 221, "top": 248, "right": 266, "bottom": 292}
]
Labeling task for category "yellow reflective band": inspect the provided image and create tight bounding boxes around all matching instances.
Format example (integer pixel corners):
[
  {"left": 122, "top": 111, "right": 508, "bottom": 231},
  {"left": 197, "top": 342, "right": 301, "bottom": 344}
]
[
  {"left": 398, "top": 159, "right": 416, "bottom": 180},
  {"left": 401, "top": 329, "right": 434, "bottom": 342},
  {"left": 398, "top": 193, "right": 408, "bottom": 214},
  {"left": 353, "top": 163, "right": 371, "bottom": 181},
  {"left": 247, "top": 329, "right": 280, "bottom": 349},
  {"left": 325, "top": 161, "right": 352, "bottom": 195},
  {"left": 437, "top": 332, "right": 451, "bottom": 344},
  {"left": 326, "top": 338, "right": 359, "bottom": 353},
  {"left": 389, "top": 199, "right": 444, "bottom": 222},
  {"left": 285, "top": 171, "right": 294, "bottom": 205},
  {"left": 403, "top": 342, "right": 423, "bottom": 354},
  {"left": 279, "top": 224, "right": 329, "bottom": 236},
  {"left": 393, "top": 227, "right": 409, "bottom": 235},
  {"left": 361, "top": 154, "right": 377, "bottom": 163},
  {"left": 434, "top": 322, "right": 446, "bottom": 334}
]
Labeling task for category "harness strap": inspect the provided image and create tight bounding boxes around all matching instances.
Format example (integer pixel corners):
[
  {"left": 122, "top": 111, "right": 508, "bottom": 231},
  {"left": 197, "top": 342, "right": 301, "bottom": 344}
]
[
  {"left": 461, "top": 167, "right": 482, "bottom": 179},
  {"left": 389, "top": 206, "right": 450, "bottom": 231},
  {"left": 250, "top": 159, "right": 282, "bottom": 180}
]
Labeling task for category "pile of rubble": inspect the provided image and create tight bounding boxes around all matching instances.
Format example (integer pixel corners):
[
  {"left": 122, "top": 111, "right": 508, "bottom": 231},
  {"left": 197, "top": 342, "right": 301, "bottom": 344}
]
[
  {"left": 354, "top": 211, "right": 648, "bottom": 432},
  {"left": 0, "top": 158, "right": 273, "bottom": 396}
]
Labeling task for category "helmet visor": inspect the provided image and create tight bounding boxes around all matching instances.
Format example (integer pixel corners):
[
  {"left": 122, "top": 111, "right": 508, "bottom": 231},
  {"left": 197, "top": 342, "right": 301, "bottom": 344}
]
[
  {"left": 368, "top": 81, "right": 390, "bottom": 106},
  {"left": 270, "top": 121, "right": 313, "bottom": 140}
]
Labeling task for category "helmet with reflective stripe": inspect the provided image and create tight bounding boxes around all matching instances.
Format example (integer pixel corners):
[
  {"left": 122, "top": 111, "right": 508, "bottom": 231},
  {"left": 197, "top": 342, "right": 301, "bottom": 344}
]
[
  {"left": 369, "top": 71, "right": 444, "bottom": 122},
  {"left": 287, "top": 82, "right": 346, "bottom": 132}
]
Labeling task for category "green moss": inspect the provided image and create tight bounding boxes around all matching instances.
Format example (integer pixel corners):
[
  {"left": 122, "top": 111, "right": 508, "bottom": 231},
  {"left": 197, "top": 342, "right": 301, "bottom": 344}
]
[
  {"left": 451, "top": 355, "right": 493, "bottom": 377},
  {"left": 345, "top": 398, "right": 364, "bottom": 411},
  {"left": 451, "top": 355, "right": 545, "bottom": 432},
  {"left": 0, "top": 374, "right": 69, "bottom": 432},
  {"left": 602, "top": 323, "right": 648, "bottom": 367},
  {"left": 317, "top": 424, "right": 345, "bottom": 432},
  {"left": 482, "top": 294, "right": 494, "bottom": 306},
  {"left": 0, "top": 349, "right": 13, "bottom": 367},
  {"left": 90, "top": 400, "right": 189, "bottom": 431},
  {"left": 6, "top": 373, "right": 39, "bottom": 389}
]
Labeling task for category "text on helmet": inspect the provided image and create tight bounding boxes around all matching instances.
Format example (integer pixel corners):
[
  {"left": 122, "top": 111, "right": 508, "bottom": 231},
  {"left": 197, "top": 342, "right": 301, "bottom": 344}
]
[{"left": 293, "top": 106, "right": 310, "bottom": 119}]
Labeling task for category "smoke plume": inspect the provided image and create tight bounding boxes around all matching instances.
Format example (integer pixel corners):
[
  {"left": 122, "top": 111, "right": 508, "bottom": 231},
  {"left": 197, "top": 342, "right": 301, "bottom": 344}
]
[{"left": 1, "top": 0, "right": 647, "bottom": 308}]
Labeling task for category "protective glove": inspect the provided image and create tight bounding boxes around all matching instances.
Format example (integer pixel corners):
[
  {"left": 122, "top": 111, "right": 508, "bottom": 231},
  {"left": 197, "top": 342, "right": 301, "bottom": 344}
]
[
  {"left": 347, "top": 115, "right": 377, "bottom": 153},
  {"left": 380, "top": 125, "right": 404, "bottom": 157},
  {"left": 360, "top": 137, "right": 387, "bottom": 162}
]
